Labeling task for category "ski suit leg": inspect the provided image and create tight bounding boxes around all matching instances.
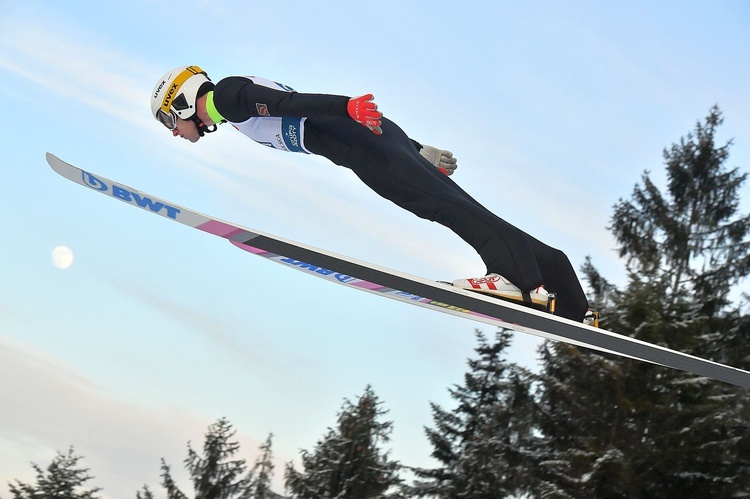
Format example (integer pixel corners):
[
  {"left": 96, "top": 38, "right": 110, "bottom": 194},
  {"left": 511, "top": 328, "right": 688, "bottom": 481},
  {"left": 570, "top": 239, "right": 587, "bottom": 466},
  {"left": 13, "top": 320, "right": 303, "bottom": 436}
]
[
  {"left": 304, "top": 117, "right": 588, "bottom": 321},
  {"left": 525, "top": 237, "right": 590, "bottom": 321}
]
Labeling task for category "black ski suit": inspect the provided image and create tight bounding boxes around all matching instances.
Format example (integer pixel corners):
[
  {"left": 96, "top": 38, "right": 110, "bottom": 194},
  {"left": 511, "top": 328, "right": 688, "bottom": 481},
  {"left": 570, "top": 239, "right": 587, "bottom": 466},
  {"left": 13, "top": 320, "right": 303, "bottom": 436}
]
[{"left": 212, "top": 76, "right": 589, "bottom": 321}]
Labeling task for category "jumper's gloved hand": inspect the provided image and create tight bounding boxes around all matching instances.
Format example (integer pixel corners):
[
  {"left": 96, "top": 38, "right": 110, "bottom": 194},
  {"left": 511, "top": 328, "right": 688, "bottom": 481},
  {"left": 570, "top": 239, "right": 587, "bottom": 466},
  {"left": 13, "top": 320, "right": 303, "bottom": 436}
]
[
  {"left": 420, "top": 144, "right": 458, "bottom": 176},
  {"left": 347, "top": 94, "right": 383, "bottom": 135}
]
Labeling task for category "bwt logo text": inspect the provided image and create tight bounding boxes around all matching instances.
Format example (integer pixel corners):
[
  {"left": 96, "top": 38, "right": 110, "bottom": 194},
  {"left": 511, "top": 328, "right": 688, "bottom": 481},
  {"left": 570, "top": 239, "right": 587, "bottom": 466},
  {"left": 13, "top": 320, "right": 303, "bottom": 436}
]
[{"left": 81, "top": 171, "right": 181, "bottom": 219}]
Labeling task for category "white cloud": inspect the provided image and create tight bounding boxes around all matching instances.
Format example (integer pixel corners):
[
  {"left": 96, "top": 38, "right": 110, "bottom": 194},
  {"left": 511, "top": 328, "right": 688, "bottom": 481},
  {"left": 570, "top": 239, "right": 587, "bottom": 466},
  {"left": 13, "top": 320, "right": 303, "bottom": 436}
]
[
  {"left": 0, "top": 335, "right": 201, "bottom": 497},
  {"left": 101, "top": 269, "right": 317, "bottom": 382},
  {"left": 0, "top": 333, "right": 293, "bottom": 498},
  {"left": 0, "top": 20, "right": 153, "bottom": 129}
]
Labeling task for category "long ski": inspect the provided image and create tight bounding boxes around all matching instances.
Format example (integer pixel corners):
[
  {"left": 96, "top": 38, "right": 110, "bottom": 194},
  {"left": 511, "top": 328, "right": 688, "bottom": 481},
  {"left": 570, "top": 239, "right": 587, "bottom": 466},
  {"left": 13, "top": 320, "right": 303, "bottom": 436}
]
[{"left": 46, "top": 153, "right": 750, "bottom": 389}]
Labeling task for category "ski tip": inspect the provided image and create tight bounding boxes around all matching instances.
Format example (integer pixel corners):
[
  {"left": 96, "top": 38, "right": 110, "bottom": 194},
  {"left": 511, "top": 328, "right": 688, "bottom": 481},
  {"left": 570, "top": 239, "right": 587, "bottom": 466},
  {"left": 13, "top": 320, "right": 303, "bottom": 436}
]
[
  {"left": 46, "top": 153, "right": 76, "bottom": 174},
  {"left": 46, "top": 152, "right": 65, "bottom": 176},
  {"left": 46, "top": 153, "right": 80, "bottom": 182},
  {"left": 46, "top": 152, "right": 63, "bottom": 169}
]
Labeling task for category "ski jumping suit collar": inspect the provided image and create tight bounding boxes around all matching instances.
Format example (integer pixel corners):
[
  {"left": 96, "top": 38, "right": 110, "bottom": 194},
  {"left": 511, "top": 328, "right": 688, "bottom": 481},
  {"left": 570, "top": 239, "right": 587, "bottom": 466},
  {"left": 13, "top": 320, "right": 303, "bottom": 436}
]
[{"left": 205, "top": 91, "right": 225, "bottom": 125}]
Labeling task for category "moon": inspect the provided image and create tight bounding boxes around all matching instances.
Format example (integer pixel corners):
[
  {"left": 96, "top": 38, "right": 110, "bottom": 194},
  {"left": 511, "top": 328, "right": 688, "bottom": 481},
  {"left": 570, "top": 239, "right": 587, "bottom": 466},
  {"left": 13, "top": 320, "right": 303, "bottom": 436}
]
[{"left": 51, "top": 246, "right": 74, "bottom": 269}]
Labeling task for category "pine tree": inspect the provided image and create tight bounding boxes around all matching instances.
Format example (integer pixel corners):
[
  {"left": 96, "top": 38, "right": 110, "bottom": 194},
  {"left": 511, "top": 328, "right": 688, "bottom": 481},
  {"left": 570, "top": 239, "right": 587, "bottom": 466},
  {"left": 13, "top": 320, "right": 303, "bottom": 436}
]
[
  {"left": 9, "top": 447, "right": 102, "bottom": 499},
  {"left": 284, "top": 386, "right": 402, "bottom": 498},
  {"left": 184, "top": 418, "right": 253, "bottom": 498},
  {"left": 248, "top": 434, "right": 276, "bottom": 499},
  {"left": 533, "top": 106, "right": 750, "bottom": 497},
  {"left": 136, "top": 485, "right": 156, "bottom": 499},
  {"left": 140, "top": 418, "right": 284, "bottom": 498},
  {"left": 532, "top": 340, "right": 633, "bottom": 498},
  {"left": 609, "top": 105, "right": 750, "bottom": 496},
  {"left": 410, "top": 329, "right": 537, "bottom": 498}
]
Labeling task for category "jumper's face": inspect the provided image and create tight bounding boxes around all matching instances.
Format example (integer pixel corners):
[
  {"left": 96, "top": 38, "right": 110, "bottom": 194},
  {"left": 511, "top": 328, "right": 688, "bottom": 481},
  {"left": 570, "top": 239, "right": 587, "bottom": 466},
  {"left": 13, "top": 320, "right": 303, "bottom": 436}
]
[{"left": 171, "top": 117, "right": 201, "bottom": 143}]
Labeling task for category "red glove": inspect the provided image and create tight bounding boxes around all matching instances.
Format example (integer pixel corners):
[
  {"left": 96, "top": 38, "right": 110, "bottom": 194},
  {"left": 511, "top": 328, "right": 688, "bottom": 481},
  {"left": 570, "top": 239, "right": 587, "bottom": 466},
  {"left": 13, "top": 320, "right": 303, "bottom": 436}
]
[{"left": 347, "top": 94, "right": 383, "bottom": 135}]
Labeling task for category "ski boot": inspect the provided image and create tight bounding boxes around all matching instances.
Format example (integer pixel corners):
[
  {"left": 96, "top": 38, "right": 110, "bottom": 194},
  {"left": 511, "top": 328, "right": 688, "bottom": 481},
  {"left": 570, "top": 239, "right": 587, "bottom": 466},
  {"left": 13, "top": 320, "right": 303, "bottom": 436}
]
[{"left": 451, "top": 273, "right": 556, "bottom": 313}]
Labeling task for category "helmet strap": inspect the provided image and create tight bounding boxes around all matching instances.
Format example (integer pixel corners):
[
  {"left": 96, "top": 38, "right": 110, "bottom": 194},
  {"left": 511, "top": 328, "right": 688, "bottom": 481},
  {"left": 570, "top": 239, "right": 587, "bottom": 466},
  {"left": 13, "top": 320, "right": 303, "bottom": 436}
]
[{"left": 190, "top": 115, "right": 219, "bottom": 137}]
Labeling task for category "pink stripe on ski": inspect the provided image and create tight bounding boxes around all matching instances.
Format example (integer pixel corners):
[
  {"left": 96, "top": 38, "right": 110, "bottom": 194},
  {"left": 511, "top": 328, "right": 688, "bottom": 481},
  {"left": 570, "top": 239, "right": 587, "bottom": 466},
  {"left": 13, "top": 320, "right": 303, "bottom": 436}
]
[
  {"left": 198, "top": 220, "right": 245, "bottom": 238},
  {"left": 230, "top": 241, "right": 268, "bottom": 255},
  {"left": 351, "top": 280, "right": 386, "bottom": 291}
]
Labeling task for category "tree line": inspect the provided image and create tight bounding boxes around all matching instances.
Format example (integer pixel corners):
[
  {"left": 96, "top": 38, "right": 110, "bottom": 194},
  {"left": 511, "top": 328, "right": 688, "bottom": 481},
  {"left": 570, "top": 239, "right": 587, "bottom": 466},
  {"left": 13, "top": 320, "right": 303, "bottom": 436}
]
[{"left": 8, "top": 107, "right": 750, "bottom": 498}]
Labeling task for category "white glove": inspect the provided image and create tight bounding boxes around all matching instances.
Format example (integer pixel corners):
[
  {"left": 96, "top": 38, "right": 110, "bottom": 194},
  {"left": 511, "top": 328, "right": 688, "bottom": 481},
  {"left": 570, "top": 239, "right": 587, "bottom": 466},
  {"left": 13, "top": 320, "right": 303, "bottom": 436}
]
[{"left": 420, "top": 144, "right": 458, "bottom": 176}]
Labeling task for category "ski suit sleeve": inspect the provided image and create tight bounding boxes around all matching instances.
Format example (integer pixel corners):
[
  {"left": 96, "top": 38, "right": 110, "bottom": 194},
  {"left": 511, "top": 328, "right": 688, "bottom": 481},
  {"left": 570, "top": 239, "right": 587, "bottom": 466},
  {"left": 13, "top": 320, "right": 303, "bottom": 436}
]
[{"left": 213, "top": 76, "right": 350, "bottom": 123}]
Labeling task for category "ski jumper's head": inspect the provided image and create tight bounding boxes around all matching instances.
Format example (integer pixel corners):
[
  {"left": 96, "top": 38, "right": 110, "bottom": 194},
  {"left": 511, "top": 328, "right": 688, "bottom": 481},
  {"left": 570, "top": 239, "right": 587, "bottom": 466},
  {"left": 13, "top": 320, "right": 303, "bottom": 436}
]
[{"left": 151, "top": 65, "right": 216, "bottom": 139}]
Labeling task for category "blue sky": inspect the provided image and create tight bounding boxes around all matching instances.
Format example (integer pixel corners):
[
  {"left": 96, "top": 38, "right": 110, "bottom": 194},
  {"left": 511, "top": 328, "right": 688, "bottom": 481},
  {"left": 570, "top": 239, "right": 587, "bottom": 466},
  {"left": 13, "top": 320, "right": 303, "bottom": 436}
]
[{"left": 2, "top": 1, "right": 749, "bottom": 496}]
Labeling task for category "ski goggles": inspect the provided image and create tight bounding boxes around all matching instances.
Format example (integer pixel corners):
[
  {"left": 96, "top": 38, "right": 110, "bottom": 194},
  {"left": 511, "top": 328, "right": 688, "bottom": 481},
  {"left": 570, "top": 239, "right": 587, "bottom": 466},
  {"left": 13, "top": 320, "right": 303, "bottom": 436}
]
[{"left": 156, "top": 108, "right": 178, "bottom": 130}]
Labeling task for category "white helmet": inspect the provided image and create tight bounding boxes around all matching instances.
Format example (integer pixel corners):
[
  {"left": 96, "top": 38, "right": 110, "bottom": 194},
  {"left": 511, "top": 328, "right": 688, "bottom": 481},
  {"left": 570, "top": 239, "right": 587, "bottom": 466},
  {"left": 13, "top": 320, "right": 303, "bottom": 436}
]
[{"left": 151, "top": 65, "right": 212, "bottom": 130}]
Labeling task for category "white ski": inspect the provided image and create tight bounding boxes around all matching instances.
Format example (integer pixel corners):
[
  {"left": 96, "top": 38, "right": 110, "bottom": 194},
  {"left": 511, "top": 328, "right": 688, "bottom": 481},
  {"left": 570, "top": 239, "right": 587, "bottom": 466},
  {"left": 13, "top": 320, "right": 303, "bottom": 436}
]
[{"left": 46, "top": 153, "right": 750, "bottom": 389}]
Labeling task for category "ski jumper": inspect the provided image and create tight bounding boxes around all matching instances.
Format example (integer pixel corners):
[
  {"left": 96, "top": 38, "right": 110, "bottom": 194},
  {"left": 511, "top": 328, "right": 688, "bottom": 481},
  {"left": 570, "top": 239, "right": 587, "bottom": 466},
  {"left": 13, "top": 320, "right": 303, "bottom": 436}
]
[{"left": 209, "top": 76, "right": 589, "bottom": 321}]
